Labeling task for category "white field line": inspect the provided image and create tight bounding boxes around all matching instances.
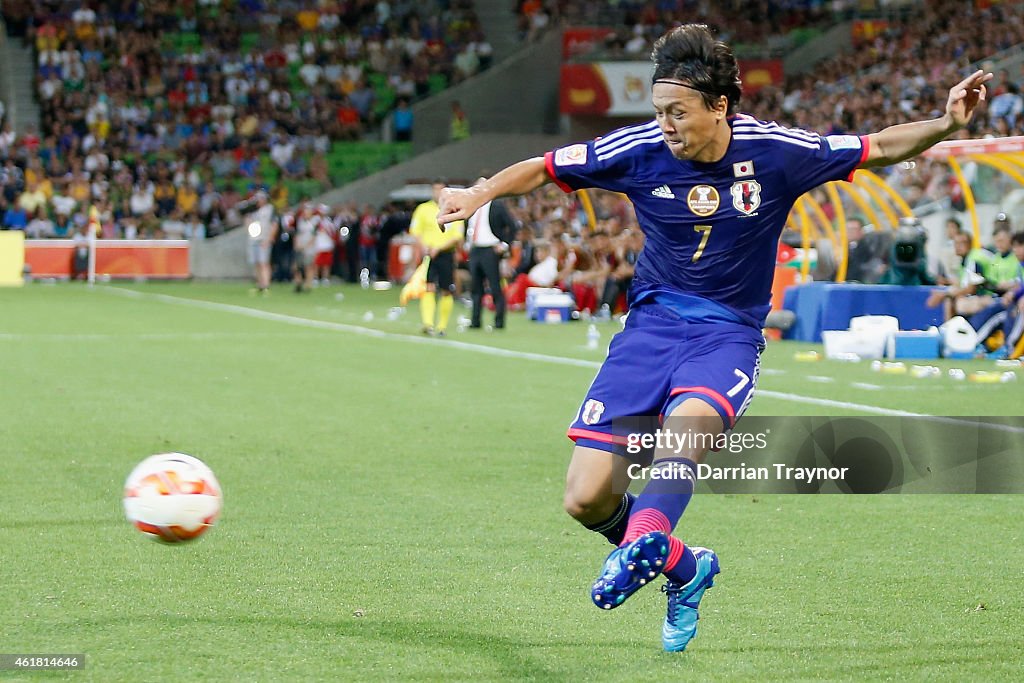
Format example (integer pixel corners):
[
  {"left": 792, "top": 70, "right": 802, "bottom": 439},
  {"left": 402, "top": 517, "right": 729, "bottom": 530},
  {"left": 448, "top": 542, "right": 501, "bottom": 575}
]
[
  {"left": 0, "top": 332, "right": 319, "bottom": 341},
  {"left": 105, "top": 287, "right": 602, "bottom": 368},
  {"left": 101, "top": 287, "right": 1024, "bottom": 433}
]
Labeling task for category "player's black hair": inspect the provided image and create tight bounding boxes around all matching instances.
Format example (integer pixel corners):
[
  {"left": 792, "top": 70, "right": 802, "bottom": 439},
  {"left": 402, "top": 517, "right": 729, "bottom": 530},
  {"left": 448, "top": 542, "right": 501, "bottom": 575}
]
[
  {"left": 1012, "top": 230, "right": 1024, "bottom": 246},
  {"left": 651, "top": 24, "right": 742, "bottom": 115}
]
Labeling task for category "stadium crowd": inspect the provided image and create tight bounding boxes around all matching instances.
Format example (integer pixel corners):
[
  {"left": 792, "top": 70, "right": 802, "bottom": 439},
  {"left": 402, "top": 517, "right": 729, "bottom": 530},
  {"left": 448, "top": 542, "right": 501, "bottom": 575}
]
[
  {"left": 751, "top": 0, "right": 1024, "bottom": 212},
  {"left": 532, "top": 0, "right": 1024, "bottom": 210},
  {"left": 3, "top": 0, "right": 1021, "bottom": 241},
  {"left": 519, "top": 0, "right": 842, "bottom": 52},
  {"left": 745, "top": 2, "right": 1024, "bottom": 135},
  {"left": 0, "top": 0, "right": 490, "bottom": 238}
]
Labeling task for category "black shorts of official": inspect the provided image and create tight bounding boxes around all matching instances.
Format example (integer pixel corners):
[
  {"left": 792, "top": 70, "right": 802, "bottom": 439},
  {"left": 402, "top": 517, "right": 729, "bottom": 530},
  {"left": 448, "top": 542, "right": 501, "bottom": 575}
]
[{"left": 427, "top": 249, "right": 456, "bottom": 293}]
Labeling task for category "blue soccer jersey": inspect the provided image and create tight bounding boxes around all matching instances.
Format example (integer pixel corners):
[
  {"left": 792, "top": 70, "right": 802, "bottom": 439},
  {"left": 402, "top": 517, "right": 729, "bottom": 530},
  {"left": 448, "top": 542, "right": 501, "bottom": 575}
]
[{"left": 545, "top": 115, "right": 869, "bottom": 327}]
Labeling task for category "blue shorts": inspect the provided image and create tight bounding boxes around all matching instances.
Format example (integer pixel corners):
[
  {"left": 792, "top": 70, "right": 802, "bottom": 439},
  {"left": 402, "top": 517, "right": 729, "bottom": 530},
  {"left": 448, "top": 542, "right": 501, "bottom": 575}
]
[
  {"left": 567, "top": 303, "right": 764, "bottom": 456},
  {"left": 970, "top": 299, "right": 1008, "bottom": 343}
]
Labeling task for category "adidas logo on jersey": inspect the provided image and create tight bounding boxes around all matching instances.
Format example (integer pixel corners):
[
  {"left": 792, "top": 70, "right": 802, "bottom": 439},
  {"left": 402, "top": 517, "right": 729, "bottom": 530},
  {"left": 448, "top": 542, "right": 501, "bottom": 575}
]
[{"left": 651, "top": 184, "right": 676, "bottom": 199}]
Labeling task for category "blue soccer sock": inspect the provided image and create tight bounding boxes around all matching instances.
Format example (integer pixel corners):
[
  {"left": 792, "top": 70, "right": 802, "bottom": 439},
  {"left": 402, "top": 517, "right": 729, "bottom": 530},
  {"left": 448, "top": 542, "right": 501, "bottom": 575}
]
[
  {"left": 621, "top": 457, "right": 695, "bottom": 545},
  {"left": 583, "top": 493, "right": 635, "bottom": 545}
]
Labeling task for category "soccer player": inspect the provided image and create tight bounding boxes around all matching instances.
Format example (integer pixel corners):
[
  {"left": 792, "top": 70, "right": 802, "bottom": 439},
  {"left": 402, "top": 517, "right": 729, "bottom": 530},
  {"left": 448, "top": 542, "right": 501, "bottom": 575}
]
[
  {"left": 437, "top": 24, "right": 992, "bottom": 652},
  {"left": 411, "top": 181, "right": 465, "bottom": 336}
]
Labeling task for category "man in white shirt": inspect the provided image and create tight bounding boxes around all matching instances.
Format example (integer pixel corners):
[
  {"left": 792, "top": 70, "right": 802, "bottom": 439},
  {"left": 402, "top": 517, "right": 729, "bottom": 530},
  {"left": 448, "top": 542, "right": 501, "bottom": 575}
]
[{"left": 465, "top": 178, "right": 516, "bottom": 329}]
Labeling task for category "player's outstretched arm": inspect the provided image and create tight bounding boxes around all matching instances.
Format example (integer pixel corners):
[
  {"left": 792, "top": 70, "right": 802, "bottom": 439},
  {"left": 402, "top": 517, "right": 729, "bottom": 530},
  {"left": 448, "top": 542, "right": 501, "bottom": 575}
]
[
  {"left": 437, "top": 157, "right": 550, "bottom": 227},
  {"left": 862, "top": 69, "right": 993, "bottom": 169}
]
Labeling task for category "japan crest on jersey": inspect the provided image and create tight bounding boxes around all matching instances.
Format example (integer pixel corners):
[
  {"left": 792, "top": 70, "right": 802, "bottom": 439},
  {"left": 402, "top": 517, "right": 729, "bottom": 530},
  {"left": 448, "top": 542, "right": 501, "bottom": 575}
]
[
  {"left": 581, "top": 399, "right": 605, "bottom": 425},
  {"left": 730, "top": 180, "right": 761, "bottom": 215}
]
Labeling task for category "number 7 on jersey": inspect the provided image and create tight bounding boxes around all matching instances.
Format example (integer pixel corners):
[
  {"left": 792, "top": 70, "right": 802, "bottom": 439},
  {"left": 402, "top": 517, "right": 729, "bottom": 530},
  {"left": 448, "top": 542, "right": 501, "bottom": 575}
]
[{"left": 692, "top": 225, "right": 712, "bottom": 262}]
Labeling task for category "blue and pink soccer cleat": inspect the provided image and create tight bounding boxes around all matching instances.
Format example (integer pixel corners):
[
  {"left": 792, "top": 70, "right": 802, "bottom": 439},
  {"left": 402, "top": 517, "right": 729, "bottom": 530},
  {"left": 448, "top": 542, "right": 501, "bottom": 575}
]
[
  {"left": 591, "top": 531, "right": 670, "bottom": 610},
  {"left": 661, "top": 546, "right": 720, "bottom": 652}
]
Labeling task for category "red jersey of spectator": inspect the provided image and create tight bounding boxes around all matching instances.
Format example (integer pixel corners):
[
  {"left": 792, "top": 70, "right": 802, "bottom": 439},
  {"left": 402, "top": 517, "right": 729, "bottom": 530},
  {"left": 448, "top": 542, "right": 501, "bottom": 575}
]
[
  {"left": 359, "top": 212, "right": 378, "bottom": 248},
  {"left": 263, "top": 50, "right": 286, "bottom": 69},
  {"left": 337, "top": 104, "right": 360, "bottom": 126},
  {"left": 520, "top": 0, "right": 542, "bottom": 17},
  {"left": 21, "top": 131, "right": 40, "bottom": 152},
  {"left": 168, "top": 87, "right": 188, "bottom": 109}
]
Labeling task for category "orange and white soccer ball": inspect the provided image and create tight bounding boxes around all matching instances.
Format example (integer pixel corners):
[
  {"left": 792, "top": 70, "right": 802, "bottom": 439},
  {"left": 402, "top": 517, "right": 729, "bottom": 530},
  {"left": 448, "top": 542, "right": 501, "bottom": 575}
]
[{"left": 123, "top": 453, "right": 222, "bottom": 543}]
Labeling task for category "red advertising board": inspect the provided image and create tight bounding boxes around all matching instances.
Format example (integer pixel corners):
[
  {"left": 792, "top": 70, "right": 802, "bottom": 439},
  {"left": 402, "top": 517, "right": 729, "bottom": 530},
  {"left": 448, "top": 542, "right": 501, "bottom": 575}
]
[
  {"left": 562, "top": 27, "right": 614, "bottom": 60},
  {"left": 560, "top": 63, "right": 613, "bottom": 115},
  {"left": 25, "top": 240, "right": 191, "bottom": 279},
  {"left": 738, "top": 59, "right": 783, "bottom": 93},
  {"left": 561, "top": 60, "right": 783, "bottom": 114}
]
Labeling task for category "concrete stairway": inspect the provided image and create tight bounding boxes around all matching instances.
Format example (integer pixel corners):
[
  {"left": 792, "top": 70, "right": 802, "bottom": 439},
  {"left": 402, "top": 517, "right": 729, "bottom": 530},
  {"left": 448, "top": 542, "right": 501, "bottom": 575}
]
[
  {"left": 1, "top": 30, "right": 41, "bottom": 134},
  {"left": 473, "top": 0, "right": 524, "bottom": 64}
]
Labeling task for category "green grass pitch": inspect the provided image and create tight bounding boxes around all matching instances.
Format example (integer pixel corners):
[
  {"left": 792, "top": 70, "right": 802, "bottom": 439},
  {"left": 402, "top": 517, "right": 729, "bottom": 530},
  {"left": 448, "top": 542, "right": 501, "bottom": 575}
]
[{"left": 1, "top": 281, "right": 1022, "bottom": 681}]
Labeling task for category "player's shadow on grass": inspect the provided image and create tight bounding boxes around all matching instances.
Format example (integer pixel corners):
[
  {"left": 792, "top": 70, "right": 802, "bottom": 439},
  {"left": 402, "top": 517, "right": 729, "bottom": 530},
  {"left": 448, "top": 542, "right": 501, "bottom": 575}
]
[{"left": 73, "top": 613, "right": 639, "bottom": 680}]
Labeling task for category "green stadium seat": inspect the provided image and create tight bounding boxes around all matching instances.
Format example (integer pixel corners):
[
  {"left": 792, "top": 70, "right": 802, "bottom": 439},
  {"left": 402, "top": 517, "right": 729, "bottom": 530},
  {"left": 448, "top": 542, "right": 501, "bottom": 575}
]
[
  {"left": 322, "top": 141, "right": 416, "bottom": 185},
  {"left": 427, "top": 73, "right": 448, "bottom": 95},
  {"left": 240, "top": 32, "right": 261, "bottom": 52},
  {"left": 178, "top": 32, "right": 201, "bottom": 51}
]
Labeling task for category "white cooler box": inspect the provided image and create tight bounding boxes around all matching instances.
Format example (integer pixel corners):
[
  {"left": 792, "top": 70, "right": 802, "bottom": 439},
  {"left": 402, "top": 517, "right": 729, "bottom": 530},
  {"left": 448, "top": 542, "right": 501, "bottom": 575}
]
[
  {"left": 940, "top": 316, "right": 979, "bottom": 358},
  {"left": 525, "top": 287, "right": 563, "bottom": 320},
  {"left": 822, "top": 315, "right": 899, "bottom": 359},
  {"left": 533, "top": 292, "right": 575, "bottom": 324}
]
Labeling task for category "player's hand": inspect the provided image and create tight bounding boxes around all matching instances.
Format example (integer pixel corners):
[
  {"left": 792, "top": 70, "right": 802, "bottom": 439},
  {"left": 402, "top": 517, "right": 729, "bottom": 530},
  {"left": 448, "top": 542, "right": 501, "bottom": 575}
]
[
  {"left": 946, "top": 70, "right": 993, "bottom": 129},
  {"left": 437, "top": 187, "right": 483, "bottom": 232}
]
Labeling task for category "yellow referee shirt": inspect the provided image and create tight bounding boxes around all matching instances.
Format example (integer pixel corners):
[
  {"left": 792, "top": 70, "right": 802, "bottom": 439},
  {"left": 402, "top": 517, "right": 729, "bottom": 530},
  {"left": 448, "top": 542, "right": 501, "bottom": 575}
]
[{"left": 409, "top": 200, "right": 464, "bottom": 251}]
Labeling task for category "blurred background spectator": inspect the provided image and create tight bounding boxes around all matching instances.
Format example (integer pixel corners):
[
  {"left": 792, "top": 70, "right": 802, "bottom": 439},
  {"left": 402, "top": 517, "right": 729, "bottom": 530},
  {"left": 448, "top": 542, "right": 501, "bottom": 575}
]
[{"left": 0, "top": 0, "right": 492, "bottom": 239}]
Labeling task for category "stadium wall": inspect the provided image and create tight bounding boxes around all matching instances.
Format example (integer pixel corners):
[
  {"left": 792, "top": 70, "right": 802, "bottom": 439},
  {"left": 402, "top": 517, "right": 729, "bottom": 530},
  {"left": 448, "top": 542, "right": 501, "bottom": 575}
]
[
  {"left": 783, "top": 22, "right": 853, "bottom": 75},
  {"left": 190, "top": 226, "right": 250, "bottom": 279},
  {"left": 0, "top": 17, "right": 15, "bottom": 129},
  {"left": 409, "top": 29, "right": 562, "bottom": 154},
  {"left": 0, "top": 17, "right": 41, "bottom": 133}
]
